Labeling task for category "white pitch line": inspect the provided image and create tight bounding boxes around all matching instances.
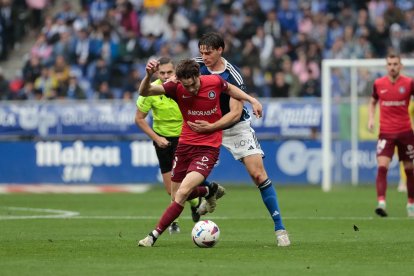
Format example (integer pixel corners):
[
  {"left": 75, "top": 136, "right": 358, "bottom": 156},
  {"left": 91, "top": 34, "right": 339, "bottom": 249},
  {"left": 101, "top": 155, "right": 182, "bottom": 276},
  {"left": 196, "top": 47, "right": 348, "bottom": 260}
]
[
  {"left": 54, "top": 215, "right": 411, "bottom": 221},
  {"left": 1, "top": 211, "right": 413, "bottom": 221},
  {"left": 0, "top": 207, "right": 79, "bottom": 220},
  {"left": 1, "top": 207, "right": 413, "bottom": 221}
]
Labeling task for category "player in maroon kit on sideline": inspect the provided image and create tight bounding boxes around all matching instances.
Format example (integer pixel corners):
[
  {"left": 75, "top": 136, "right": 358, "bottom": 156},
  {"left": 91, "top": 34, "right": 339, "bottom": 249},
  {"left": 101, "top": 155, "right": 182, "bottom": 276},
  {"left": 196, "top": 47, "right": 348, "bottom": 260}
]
[
  {"left": 368, "top": 54, "right": 414, "bottom": 217},
  {"left": 138, "top": 59, "right": 262, "bottom": 247}
]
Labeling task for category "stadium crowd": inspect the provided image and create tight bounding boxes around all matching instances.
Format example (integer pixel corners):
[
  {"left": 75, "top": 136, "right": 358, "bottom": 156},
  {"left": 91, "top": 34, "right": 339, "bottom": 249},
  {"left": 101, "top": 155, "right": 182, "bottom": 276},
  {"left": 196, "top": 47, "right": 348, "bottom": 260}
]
[{"left": 0, "top": 0, "right": 414, "bottom": 101}]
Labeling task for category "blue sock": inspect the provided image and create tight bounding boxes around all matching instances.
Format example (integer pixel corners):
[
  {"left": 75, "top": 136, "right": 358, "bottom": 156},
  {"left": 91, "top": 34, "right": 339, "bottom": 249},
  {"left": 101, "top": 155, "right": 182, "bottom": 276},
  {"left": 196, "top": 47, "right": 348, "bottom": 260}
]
[
  {"left": 258, "top": 179, "right": 285, "bottom": 231},
  {"left": 201, "top": 180, "right": 212, "bottom": 188}
]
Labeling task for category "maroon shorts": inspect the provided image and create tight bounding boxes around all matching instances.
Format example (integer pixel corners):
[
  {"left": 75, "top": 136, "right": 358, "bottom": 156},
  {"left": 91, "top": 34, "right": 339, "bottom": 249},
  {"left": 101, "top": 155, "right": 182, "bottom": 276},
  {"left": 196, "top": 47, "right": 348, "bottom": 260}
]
[
  {"left": 171, "top": 143, "right": 220, "bottom": 183},
  {"left": 377, "top": 130, "right": 414, "bottom": 161}
]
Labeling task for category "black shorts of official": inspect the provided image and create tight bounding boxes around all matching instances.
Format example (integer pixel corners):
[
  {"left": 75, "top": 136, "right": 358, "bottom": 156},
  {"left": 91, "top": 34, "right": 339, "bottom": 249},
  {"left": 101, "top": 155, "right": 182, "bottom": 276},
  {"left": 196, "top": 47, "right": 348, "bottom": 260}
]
[{"left": 153, "top": 136, "right": 179, "bottom": 173}]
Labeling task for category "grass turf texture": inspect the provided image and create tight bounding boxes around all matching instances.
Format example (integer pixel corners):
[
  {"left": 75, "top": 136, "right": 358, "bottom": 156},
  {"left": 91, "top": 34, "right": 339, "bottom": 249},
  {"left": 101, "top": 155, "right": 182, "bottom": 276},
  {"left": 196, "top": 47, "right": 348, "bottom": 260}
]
[{"left": 1, "top": 185, "right": 414, "bottom": 276}]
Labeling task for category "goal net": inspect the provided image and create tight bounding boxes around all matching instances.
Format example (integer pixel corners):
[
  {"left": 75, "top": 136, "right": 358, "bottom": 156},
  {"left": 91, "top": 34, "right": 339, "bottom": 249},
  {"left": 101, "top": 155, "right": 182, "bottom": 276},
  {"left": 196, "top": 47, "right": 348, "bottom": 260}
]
[{"left": 321, "top": 58, "right": 414, "bottom": 191}]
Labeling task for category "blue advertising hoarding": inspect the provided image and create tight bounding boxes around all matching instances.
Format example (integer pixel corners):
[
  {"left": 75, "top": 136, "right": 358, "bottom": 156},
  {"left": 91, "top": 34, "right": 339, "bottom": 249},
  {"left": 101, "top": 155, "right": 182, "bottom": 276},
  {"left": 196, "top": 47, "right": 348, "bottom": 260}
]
[
  {"left": 0, "top": 140, "right": 398, "bottom": 185},
  {"left": 0, "top": 101, "right": 328, "bottom": 139}
]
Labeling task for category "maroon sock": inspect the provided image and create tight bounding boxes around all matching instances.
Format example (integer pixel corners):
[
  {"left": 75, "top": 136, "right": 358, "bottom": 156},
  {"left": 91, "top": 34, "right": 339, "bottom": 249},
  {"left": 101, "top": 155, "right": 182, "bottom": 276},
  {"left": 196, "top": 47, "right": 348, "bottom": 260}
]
[
  {"left": 187, "top": 186, "right": 208, "bottom": 200},
  {"left": 404, "top": 169, "right": 414, "bottom": 203},
  {"left": 155, "top": 201, "right": 184, "bottom": 235},
  {"left": 376, "top": 166, "right": 388, "bottom": 201}
]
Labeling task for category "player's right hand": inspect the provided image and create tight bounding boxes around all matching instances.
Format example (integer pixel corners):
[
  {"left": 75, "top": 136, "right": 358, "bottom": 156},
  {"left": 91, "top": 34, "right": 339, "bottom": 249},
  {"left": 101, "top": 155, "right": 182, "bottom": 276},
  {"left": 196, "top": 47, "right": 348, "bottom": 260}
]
[
  {"left": 146, "top": 60, "right": 159, "bottom": 75},
  {"left": 155, "top": 136, "right": 170, "bottom": 148},
  {"left": 367, "top": 120, "right": 374, "bottom": 132}
]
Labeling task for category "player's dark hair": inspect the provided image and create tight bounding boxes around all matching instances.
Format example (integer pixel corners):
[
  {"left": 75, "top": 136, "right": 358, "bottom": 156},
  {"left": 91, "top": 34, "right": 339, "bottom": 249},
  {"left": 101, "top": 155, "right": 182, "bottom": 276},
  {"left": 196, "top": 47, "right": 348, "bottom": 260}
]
[
  {"left": 158, "top": 56, "right": 173, "bottom": 66},
  {"left": 175, "top": 59, "right": 200, "bottom": 79},
  {"left": 387, "top": 53, "right": 401, "bottom": 61},
  {"left": 198, "top": 32, "right": 225, "bottom": 50}
]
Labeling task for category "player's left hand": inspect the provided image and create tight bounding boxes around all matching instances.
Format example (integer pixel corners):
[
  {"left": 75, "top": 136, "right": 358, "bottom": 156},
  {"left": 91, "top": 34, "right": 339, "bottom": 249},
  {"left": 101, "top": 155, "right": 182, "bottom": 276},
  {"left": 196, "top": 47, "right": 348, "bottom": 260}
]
[
  {"left": 251, "top": 98, "right": 263, "bottom": 118},
  {"left": 187, "top": 120, "right": 214, "bottom": 133}
]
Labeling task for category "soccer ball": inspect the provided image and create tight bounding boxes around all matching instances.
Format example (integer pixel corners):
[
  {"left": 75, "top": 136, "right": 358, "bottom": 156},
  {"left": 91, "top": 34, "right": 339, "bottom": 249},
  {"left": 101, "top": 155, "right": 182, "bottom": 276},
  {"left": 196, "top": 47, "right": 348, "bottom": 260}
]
[{"left": 191, "top": 220, "right": 220, "bottom": 248}]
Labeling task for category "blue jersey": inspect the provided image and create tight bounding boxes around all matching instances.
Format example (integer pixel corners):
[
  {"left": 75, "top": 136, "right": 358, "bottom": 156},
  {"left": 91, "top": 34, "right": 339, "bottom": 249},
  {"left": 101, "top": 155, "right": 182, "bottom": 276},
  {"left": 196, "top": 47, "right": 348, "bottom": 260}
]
[{"left": 194, "top": 57, "right": 251, "bottom": 127}]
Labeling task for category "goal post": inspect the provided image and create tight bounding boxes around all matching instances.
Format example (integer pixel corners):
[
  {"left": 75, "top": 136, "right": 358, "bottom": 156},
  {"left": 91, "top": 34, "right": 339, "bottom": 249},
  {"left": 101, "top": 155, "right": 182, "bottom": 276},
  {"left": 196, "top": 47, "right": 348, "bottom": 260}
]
[{"left": 321, "top": 58, "right": 414, "bottom": 192}]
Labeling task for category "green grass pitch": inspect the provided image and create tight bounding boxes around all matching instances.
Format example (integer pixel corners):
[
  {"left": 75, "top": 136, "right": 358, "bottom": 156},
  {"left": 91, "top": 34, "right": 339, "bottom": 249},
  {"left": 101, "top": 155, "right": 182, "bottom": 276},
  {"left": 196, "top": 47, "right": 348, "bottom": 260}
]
[{"left": 1, "top": 185, "right": 414, "bottom": 276}]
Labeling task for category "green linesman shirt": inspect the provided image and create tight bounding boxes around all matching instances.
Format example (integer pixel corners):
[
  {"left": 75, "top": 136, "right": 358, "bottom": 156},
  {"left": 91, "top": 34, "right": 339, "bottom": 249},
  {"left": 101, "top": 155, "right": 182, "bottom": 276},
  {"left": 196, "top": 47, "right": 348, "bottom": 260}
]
[{"left": 136, "top": 79, "right": 183, "bottom": 137}]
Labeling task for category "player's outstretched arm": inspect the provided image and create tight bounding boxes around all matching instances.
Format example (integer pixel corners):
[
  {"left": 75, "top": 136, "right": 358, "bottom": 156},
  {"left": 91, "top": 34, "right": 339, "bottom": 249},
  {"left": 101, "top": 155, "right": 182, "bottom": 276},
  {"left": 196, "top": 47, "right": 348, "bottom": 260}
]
[
  {"left": 226, "top": 83, "right": 262, "bottom": 118},
  {"left": 139, "top": 60, "right": 166, "bottom": 96}
]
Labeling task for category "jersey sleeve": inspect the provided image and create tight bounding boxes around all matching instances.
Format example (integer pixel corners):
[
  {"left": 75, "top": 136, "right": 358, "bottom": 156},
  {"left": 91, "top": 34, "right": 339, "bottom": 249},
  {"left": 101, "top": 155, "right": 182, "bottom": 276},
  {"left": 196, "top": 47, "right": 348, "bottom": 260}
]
[
  {"left": 228, "top": 64, "right": 247, "bottom": 92},
  {"left": 216, "top": 75, "right": 229, "bottom": 92},
  {"left": 162, "top": 80, "right": 178, "bottom": 100},
  {"left": 136, "top": 96, "right": 151, "bottom": 113}
]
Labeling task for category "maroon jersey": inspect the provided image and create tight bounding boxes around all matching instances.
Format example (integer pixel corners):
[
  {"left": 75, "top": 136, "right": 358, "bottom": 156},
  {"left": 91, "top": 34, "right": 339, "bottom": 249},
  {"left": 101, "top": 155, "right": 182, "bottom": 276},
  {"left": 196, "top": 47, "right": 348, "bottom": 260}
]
[
  {"left": 163, "top": 75, "right": 228, "bottom": 148},
  {"left": 372, "top": 75, "right": 414, "bottom": 134}
]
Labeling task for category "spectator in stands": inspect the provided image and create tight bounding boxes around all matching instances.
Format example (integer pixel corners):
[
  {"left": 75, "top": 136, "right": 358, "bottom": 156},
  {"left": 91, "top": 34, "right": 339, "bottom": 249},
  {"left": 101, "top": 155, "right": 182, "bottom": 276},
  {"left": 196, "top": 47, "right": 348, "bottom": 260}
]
[
  {"left": 269, "top": 71, "right": 290, "bottom": 98},
  {"left": 240, "top": 65, "right": 259, "bottom": 97},
  {"left": 300, "top": 73, "right": 321, "bottom": 98},
  {"left": 354, "top": 9, "right": 372, "bottom": 39},
  {"left": 243, "top": 0, "right": 266, "bottom": 26},
  {"left": 170, "top": 41, "right": 190, "bottom": 64},
  {"left": 55, "top": 1, "right": 77, "bottom": 24},
  {"left": 185, "top": 0, "right": 206, "bottom": 27},
  {"left": 292, "top": 50, "right": 320, "bottom": 84},
  {"left": 140, "top": 7, "right": 167, "bottom": 38},
  {"left": 221, "top": 33, "right": 242, "bottom": 65},
  {"left": 22, "top": 55, "right": 43, "bottom": 83},
  {"left": 50, "top": 55, "right": 70, "bottom": 91},
  {"left": 337, "top": 4, "right": 357, "bottom": 28},
  {"left": 278, "top": 0, "right": 299, "bottom": 36},
  {"left": 34, "top": 67, "right": 58, "bottom": 100},
  {"left": 53, "top": 30, "right": 72, "bottom": 61},
  {"left": 165, "top": 3, "right": 190, "bottom": 36},
  {"left": 30, "top": 33, "right": 54, "bottom": 66},
  {"left": 0, "top": 68, "right": 9, "bottom": 100},
  {"left": 281, "top": 57, "right": 301, "bottom": 98},
  {"left": 0, "top": 0, "right": 16, "bottom": 60},
  {"left": 118, "top": 1, "right": 140, "bottom": 37},
  {"left": 251, "top": 25, "right": 274, "bottom": 69},
  {"left": 73, "top": 9, "right": 90, "bottom": 32},
  {"left": 354, "top": 33, "right": 375, "bottom": 59},
  {"left": 95, "top": 81, "right": 113, "bottom": 99},
  {"left": 122, "top": 68, "right": 141, "bottom": 100},
  {"left": 263, "top": 10, "right": 281, "bottom": 40},
  {"left": 70, "top": 28, "right": 91, "bottom": 76},
  {"left": 325, "top": 18, "right": 344, "bottom": 49},
  {"left": 369, "top": 17, "right": 390, "bottom": 57},
  {"left": 89, "top": 0, "right": 110, "bottom": 24},
  {"left": 118, "top": 30, "right": 140, "bottom": 67},
  {"left": 298, "top": 7, "right": 314, "bottom": 35},
  {"left": 324, "top": 37, "right": 350, "bottom": 59},
  {"left": 240, "top": 38, "right": 260, "bottom": 68},
  {"left": 309, "top": 12, "right": 327, "bottom": 47},
  {"left": 388, "top": 23, "right": 403, "bottom": 54},
  {"left": 368, "top": 0, "right": 388, "bottom": 25},
  {"left": 95, "top": 31, "right": 120, "bottom": 67},
  {"left": 60, "top": 73, "right": 86, "bottom": 100},
  {"left": 8, "top": 70, "right": 24, "bottom": 98},
  {"left": 383, "top": 0, "right": 405, "bottom": 26},
  {"left": 266, "top": 43, "right": 290, "bottom": 74},
  {"left": 236, "top": 14, "right": 257, "bottom": 43},
  {"left": 92, "top": 57, "right": 110, "bottom": 90},
  {"left": 15, "top": 81, "right": 36, "bottom": 100},
  {"left": 138, "top": 33, "right": 162, "bottom": 59}
]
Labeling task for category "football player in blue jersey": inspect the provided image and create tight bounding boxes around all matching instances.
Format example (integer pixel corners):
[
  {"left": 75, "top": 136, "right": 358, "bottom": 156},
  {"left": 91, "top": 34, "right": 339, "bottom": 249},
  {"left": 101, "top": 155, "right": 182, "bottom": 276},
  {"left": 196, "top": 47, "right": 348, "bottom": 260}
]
[{"left": 190, "top": 32, "right": 291, "bottom": 247}]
